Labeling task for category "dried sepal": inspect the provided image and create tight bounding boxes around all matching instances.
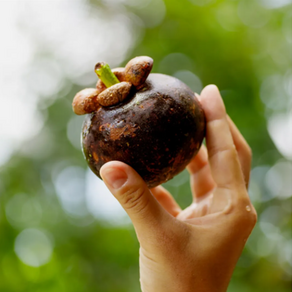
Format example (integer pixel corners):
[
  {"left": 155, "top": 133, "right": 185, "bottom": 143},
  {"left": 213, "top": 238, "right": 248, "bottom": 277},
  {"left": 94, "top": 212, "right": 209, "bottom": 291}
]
[
  {"left": 96, "top": 67, "right": 126, "bottom": 91},
  {"left": 112, "top": 67, "right": 126, "bottom": 82},
  {"left": 97, "top": 82, "right": 132, "bottom": 107},
  {"left": 96, "top": 79, "right": 107, "bottom": 93},
  {"left": 72, "top": 88, "right": 101, "bottom": 115},
  {"left": 124, "top": 56, "right": 153, "bottom": 89}
]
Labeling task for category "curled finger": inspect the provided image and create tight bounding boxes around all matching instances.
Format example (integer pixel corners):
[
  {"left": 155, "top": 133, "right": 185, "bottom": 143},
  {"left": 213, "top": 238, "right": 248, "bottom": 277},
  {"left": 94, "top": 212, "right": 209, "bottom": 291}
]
[{"left": 151, "top": 186, "right": 181, "bottom": 217}]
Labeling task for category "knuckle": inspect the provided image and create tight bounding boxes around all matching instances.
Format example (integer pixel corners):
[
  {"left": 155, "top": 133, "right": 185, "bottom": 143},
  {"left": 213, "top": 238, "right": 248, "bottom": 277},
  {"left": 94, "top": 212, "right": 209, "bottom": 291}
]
[
  {"left": 233, "top": 199, "right": 257, "bottom": 230},
  {"left": 121, "top": 186, "right": 149, "bottom": 213},
  {"left": 249, "top": 207, "right": 258, "bottom": 226}
]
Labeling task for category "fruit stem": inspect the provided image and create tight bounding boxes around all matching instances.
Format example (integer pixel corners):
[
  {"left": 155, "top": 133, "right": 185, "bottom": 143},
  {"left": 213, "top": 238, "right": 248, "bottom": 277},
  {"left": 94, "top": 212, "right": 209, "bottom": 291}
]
[{"left": 95, "top": 62, "right": 120, "bottom": 88}]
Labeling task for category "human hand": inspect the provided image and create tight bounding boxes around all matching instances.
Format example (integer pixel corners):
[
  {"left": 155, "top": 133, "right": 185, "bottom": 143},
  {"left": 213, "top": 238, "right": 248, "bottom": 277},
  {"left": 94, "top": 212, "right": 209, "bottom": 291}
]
[{"left": 100, "top": 85, "right": 257, "bottom": 292}]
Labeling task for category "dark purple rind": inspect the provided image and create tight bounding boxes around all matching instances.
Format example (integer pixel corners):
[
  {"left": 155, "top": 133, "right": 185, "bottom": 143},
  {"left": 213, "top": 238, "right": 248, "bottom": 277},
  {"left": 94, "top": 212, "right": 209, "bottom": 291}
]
[{"left": 82, "top": 73, "right": 206, "bottom": 188}]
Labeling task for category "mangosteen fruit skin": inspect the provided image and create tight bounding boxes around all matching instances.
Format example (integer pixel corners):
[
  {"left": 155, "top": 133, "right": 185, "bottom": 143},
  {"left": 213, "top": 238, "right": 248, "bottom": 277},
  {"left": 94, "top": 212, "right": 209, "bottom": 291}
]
[{"left": 82, "top": 73, "right": 206, "bottom": 188}]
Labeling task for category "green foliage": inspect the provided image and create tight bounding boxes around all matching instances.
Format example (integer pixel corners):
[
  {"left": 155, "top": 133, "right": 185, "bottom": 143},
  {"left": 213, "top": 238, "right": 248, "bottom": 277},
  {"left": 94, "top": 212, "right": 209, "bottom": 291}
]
[{"left": 0, "top": 0, "right": 291, "bottom": 291}]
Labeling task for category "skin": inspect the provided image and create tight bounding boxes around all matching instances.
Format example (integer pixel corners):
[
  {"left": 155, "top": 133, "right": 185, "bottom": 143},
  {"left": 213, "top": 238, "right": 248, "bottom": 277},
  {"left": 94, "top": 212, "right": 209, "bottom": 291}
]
[{"left": 100, "top": 85, "right": 257, "bottom": 292}]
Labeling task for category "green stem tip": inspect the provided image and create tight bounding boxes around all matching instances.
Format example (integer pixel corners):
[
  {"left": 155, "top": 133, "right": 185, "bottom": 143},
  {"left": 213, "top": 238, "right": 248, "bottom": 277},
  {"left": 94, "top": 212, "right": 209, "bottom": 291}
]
[{"left": 95, "top": 62, "right": 120, "bottom": 88}]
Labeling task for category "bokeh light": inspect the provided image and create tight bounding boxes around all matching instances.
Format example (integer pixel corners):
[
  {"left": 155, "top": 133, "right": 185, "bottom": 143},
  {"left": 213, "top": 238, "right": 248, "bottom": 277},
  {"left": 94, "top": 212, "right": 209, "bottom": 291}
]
[
  {"left": 14, "top": 228, "right": 54, "bottom": 268},
  {"left": 54, "top": 166, "right": 88, "bottom": 218},
  {"left": 85, "top": 170, "right": 130, "bottom": 226},
  {"left": 237, "top": 0, "right": 270, "bottom": 28},
  {"left": 268, "top": 112, "right": 292, "bottom": 160},
  {"left": 0, "top": 0, "right": 141, "bottom": 167},
  {"left": 5, "top": 194, "right": 42, "bottom": 229},
  {"left": 173, "top": 70, "right": 203, "bottom": 93}
]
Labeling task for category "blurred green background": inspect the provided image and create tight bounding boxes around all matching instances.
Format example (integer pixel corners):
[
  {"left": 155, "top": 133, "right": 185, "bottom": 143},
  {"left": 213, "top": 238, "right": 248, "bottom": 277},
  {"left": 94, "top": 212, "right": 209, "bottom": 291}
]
[{"left": 0, "top": 0, "right": 291, "bottom": 291}]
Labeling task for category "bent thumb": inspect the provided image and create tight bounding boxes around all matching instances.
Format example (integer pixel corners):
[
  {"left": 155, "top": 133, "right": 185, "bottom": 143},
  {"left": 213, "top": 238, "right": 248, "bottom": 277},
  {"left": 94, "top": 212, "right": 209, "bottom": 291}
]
[{"left": 100, "top": 161, "right": 168, "bottom": 238}]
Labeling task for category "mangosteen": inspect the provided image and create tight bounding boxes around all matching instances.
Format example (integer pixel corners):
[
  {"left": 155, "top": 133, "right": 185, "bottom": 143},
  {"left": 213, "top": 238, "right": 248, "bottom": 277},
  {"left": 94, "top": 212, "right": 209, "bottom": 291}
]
[{"left": 72, "top": 56, "right": 206, "bottom": 188}]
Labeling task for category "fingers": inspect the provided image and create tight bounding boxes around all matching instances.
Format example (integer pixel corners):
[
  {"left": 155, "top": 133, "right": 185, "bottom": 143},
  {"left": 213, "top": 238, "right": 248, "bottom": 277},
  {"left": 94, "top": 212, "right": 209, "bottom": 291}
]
[
  {"left": 227, "top": 116, "right": 252, "bottom": 187},
  {"left": 199, "top": 85, "right": 246, "bottom": 192},
  {"left": 100, "top": 161, "right": 172, "bottom": 240},
  {"left": 150, "top": 186, "right": 181, "bottom": 217},
  {"left": 187, "top": 145, "right": 215, "bottom": 200}
]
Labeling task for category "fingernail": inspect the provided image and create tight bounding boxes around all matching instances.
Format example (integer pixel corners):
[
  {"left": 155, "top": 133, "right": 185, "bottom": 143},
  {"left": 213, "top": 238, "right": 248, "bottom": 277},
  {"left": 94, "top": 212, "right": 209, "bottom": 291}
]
[{"left": 101, "top": 167, "right": 128, "bottom": 189}]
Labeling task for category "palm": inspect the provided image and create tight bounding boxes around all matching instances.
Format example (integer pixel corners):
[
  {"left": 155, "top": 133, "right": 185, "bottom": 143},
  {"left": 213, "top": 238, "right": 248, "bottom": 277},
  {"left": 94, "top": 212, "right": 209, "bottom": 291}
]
[{"left": 178, "top": 193, "right": 213, "bottom": 219}]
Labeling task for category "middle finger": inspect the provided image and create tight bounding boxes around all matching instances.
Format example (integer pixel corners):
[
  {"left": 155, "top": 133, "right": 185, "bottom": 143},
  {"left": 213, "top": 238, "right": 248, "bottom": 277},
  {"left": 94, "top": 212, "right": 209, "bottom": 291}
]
[{"left": 187, "top": 144, "right": 216, "bottom": 201}]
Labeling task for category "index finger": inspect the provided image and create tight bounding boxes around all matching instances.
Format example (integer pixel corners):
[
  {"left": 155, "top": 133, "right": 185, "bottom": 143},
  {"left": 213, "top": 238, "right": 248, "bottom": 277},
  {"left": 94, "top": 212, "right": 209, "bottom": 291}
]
[{"left": 199, "top": 85, "right": 246, "bottom": 192}]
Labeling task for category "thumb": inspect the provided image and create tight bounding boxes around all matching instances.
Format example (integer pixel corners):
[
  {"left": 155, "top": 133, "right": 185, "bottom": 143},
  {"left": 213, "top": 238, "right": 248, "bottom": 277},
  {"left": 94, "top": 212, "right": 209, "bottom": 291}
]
[{"left": 100, "top": 161, "right": 170, "bottom": 239}]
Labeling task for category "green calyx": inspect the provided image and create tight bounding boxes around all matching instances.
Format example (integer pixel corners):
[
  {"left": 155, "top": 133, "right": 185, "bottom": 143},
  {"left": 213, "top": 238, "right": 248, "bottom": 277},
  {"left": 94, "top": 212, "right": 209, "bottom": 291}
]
[{"left": 95, "top": 62, "right": 120, "bottom": 88}]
